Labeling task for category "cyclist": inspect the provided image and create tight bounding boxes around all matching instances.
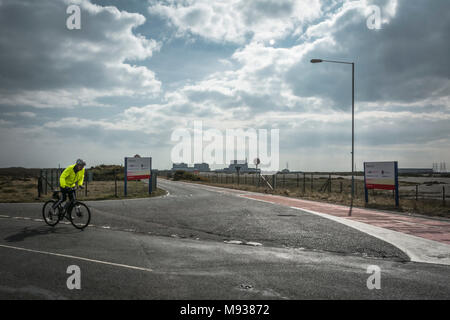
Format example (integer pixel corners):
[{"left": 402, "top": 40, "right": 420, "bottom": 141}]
[{"left": 52, "top": 159, "right": 86, "bottom": 213}]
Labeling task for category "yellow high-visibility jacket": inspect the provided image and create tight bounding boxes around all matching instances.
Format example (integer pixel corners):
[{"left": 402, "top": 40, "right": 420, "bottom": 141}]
[{"left": 60, "top": 164, "right": 85, "bottom": 188}]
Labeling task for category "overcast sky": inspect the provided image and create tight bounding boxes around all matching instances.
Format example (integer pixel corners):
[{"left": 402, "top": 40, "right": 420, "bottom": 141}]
[{"left": 0, "top": 0, "right": 449, "bottom": 171}]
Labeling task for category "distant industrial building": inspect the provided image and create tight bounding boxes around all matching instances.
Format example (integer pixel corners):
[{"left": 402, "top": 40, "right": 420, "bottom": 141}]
[
  {"left": 398, "top": 168, "right": 433, "bottom": 175},
  {"left": 194, "top": 163, "right": 210, "bottom": 172},
  {"left": 172, "top": 163, "right": 189, "bottom": 170},
  {"left": 215, "top": 160, "right": 259, "bottom": 173},
  {"left": 171, "top": 163, "right": 210, "bottom": 172}
]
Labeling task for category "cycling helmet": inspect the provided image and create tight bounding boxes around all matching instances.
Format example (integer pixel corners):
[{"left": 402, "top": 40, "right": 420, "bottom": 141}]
[{"left": 76, "top": 159, "right": 86, "bottom": 166}]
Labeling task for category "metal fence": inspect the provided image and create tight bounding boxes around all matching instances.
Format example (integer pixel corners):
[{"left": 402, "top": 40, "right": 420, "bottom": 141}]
[
  {"left": 193, "top": 172, "right": 447, "bottom": 207},
  {"left": 38, "top": 168, "right": 158, "bottom": 199}
]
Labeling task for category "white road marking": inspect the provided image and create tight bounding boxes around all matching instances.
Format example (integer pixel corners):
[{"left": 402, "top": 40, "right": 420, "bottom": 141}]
[{"left": 0, "top": 244, "right": 153, "bottom": 272}]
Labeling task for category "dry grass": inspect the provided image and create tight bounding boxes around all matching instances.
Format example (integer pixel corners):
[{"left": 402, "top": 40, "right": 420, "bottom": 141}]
[{"left": 0, "top": 176, "right": 166, "bottom": 203}]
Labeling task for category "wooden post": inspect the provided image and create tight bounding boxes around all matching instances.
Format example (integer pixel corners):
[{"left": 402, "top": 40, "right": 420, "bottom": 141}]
[
  {"left": 311, "top": 173, "right": 313, "bottom": 192},
  {"left": 328, "top": 173, "right": 331, "bottom": 193},
  {"left": 415, "top": 185, "right": 418, "bottom": 201}
]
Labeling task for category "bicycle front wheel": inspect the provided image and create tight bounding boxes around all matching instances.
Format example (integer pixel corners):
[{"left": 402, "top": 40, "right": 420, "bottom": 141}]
[
  {"left": 69, "top": 202, "right": 91, "bottom": 230},
  {"left": 42, "top": 200, "right": 60, "bottom": 227}
]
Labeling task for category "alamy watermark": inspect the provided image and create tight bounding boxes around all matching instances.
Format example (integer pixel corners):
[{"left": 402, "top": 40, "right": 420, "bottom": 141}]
[
  {"left": 66, "top": 265, "right": 81, "bottom": 290},
  {"left": 171, "top": 121, "right": 279, "bottom": 173},
  {"left": 366, "top": 265, "right": 381, "bottom": 290},
  {"left": 66, "top": 4, "right": 81, "bottom": 30},
  {"left": 366, "top": 5, "right": 382, "bottom": 30}
]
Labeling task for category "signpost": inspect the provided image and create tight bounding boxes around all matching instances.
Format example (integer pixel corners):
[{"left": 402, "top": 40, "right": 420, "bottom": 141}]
[
  {"left": 364, "top": 161, "right": 399, "bottom": 207},
  {"left": 124, "top": 156, "right": 152, "bottom": 196}
]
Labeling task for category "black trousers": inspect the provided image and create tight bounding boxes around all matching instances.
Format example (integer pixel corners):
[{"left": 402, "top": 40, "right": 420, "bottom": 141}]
[
  {"left": 60, "top": 187, "right": 75, "bottom": 202},
  {"left": 53, "top": 187, "right": 75, "bottom": 209}
]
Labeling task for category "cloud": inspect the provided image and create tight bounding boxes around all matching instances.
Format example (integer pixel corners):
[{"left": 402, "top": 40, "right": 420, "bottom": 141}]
[
  {"left": 148, "top": 0, "right": 322, "bottom": 44},
  {"left": 1, "top": 0, "right": 449, "bottom": 170},
  {"left": 0, "top": 0, "right": 161, "bottom": 108}
]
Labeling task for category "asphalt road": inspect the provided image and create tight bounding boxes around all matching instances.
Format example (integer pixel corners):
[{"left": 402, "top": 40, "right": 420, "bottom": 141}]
[{"left": 0, "top": 179, "right": 449, "bottom": 299}]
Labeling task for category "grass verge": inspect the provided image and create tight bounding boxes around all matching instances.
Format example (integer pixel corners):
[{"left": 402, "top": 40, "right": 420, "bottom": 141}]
[{"left": 0, "top": 176, "right": 167, "bottom": 203}]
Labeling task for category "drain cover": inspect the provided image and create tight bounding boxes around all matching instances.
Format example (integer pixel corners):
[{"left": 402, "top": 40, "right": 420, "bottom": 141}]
[{"left": 240, "top": 284, "right": 253, "bottom": 290}]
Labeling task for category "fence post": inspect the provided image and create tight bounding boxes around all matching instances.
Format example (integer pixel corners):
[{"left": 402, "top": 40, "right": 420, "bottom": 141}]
[
  {"left": 297, "top": 173, "right": 299, "bottom": 188},
  {"left": 303, "top": 173, "right": 306, "bottom": 193},
  {"left": 38, "top": 176, "right": 42, "bottom": 198},
  {"left": 85, "top": 169, "right": 88, "bottom": 197},
  {"left": 443, "top": 186, "right": 446, "bottom": 207},
  {"left": 415, "top": 185, "right": 418, "bottom": 201},
  {"left": 272, "top": 174, "right": 276, "bottom": 190},
  {"left": 114, "top": 169, "right": 118, "bottom": 197},
  {"left": 44, "top": 170, "right": 47, "bottom": 195},
  {"left": 340, "top": 181, "right": 343, "bottom": 193},
  {"left": 149, "top": 170, "right": 153, "bottom": 195},
  {"left": 311, "top": 173, "right": 313, "bottom": 192},
  {"left": 283, "top": 174, "right": 285, "bottom": 188},
  {"left": 328, "top": 173, "right": 331, "bottom": 193}
]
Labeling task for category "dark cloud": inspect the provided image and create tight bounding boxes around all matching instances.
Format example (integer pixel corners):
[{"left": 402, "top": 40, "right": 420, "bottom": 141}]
[
  {"left": 0, "top": 0, "right": 160, "bottom": 101},
  {"left": 287, "top": 0, "right": 450, "bottom": 108}
]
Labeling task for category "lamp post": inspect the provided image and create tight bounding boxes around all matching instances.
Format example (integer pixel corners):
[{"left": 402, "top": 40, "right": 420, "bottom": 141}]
[{"left": 311, "top": 59, "right": 355, "bottom": 204}]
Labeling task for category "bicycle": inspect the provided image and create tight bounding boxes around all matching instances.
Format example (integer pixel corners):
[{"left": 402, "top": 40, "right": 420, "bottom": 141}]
[{"left": 42, "top": 187, "right": 91, "bottom": 230}]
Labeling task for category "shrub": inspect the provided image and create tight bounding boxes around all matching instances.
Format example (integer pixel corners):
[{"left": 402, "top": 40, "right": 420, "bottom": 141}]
[{"left": 172, "top": 170, "right": 208, "bottom": 182}]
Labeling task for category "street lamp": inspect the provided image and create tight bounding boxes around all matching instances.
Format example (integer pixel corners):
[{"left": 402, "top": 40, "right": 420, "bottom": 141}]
[{"left": 311, "top": 59, "right": 355, "bottom": 207}]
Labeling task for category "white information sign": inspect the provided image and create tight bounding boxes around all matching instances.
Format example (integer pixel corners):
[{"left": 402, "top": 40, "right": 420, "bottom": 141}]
[
  {"left": 364, "top": 161, "right": 396, "bottom": 190},
  {"left": 126, "top": 157, "right": 151, "bottom": 181}
]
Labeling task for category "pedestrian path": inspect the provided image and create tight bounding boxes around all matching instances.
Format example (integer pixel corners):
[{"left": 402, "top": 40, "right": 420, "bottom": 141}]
[{"left": 242, "top": 194, "right": 450, "bottom": 265}]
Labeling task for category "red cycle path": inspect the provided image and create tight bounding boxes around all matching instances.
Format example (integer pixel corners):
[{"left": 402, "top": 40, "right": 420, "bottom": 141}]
[{"left": 242, "top": 194, "right": 450, "bottom": 245}]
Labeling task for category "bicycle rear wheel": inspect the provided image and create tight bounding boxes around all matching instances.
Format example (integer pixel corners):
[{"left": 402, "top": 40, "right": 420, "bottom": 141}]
[
  {"left": 42, "top": 200, "right": 60, "bottom": 227},
  {"left": 69, "top": 202, "right": 91, "bottom": 230}
]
